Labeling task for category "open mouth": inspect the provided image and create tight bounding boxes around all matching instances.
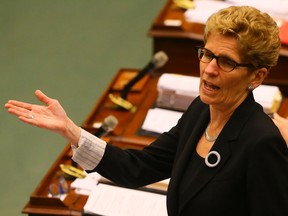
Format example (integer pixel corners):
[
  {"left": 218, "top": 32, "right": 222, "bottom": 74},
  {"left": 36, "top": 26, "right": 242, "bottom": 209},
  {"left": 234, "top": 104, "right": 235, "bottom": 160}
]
[{"left": 204, "top": 80, "right": 220, "bottom": 91}]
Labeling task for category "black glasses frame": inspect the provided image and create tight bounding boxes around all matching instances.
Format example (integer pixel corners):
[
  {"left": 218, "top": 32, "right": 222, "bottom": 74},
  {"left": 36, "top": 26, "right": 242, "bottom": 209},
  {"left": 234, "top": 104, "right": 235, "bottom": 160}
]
[{"left": 196, "top": 47, "right": 254, "bottom": 72}]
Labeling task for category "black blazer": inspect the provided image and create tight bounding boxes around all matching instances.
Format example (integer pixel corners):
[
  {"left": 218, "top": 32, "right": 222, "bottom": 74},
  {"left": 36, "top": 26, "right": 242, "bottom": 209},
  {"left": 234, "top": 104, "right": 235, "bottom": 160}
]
[{"left": 94, "top": 93, "right": 288, "bottom": 216}]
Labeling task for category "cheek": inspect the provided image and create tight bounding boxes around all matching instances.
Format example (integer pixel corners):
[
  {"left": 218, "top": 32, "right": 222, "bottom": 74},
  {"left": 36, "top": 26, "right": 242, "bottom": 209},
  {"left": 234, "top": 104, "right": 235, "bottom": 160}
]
[
  {"left": 199, "top": 64, "right": 204, "bottom": 75},
  {"left": 224, "top": 78, "right": 248, "bottom": 97}
]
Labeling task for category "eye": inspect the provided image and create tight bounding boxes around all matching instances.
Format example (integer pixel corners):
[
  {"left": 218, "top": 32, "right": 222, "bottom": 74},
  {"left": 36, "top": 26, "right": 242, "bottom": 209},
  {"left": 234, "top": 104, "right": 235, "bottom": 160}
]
[
  {"left": 204, "top": 51, "right": 214, "bottom": 59},
  {"left": 202, "top": 50, "right": 214, "bottom": 61},
  {"left": 219, "top": 57, "right": 237, "bottom": 68}
]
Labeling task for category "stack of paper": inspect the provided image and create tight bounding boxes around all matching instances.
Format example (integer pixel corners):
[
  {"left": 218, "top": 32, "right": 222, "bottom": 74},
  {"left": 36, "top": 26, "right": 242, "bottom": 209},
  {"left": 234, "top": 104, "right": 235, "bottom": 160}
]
[
  {"left": 156, "top": 73, "right": 200, "bottom": 111},
  {"left": 184, "top": 0, "right": 232, "bottom": 24},
  {"left": 227, "top": 0, "right": 288, "bottom": 20},
  {"left": 70, "top": 172, "right": 102, "bottom": 195},
  {"left": 253, "top": 84, "right": 282, "bottom": 114},
  {"left": 84, "top": 183, "right": 167, "bottom": 216},
  {"left": 184, "top": 0, "right": 288, "bottom": 24},
  {"left": 141, "top": 108, "right": 183, "bottom": 134}
]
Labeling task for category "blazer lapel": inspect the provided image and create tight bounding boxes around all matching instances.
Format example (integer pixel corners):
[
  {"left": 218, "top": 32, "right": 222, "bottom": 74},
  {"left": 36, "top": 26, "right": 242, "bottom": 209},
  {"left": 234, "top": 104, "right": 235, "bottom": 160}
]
[
  {"left": 177, "top": 93, "right": 257, "bottom": 214},
  {"left": 178, "top": 131, "right": 233, "bottom": 212},
  {"left": 167, "top": 107, "right": 210, "bottom": 215}
]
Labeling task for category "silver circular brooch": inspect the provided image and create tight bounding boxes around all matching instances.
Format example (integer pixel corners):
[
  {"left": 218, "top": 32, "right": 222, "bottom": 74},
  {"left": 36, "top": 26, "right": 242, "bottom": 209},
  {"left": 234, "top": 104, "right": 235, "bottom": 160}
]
[{"left": 205, "top": 151, "right": 221, "bottom": 168}]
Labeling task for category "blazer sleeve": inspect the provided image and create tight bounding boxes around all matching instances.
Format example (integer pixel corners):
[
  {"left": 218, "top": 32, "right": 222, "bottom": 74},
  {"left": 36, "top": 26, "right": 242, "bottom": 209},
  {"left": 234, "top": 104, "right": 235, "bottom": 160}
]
[
  {"left": 93, "top": 97, "right": 208, "bottom": 188},
  {"left": 246, "top": 127, "right": 288, "bottom": 215}
]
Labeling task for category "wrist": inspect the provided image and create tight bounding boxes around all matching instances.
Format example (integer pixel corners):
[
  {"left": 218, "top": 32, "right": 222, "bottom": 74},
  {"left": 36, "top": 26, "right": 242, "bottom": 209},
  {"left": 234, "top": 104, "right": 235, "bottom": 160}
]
[{"left": 63, "top": 118, "right": 81, "bottom": 146}]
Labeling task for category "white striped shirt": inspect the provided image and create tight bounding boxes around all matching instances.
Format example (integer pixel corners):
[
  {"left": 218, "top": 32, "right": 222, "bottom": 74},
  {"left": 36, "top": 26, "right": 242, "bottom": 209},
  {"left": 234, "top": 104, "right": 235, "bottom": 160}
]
[{"left": 71, "top": 129, "right": 106, "bottom": 170}]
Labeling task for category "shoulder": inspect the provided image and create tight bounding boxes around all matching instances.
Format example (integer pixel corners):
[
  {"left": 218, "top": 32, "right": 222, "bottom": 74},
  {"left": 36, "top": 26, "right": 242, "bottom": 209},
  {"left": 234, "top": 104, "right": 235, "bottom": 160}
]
[
  {"left": 241, "top": 110, "right": 286, "bottom": 152},
  {"left": 178, "top": 96, "right": 209, "bottom": 124},
  {"left": 185, "top": 96, "right": 208, "bottom": 114}
]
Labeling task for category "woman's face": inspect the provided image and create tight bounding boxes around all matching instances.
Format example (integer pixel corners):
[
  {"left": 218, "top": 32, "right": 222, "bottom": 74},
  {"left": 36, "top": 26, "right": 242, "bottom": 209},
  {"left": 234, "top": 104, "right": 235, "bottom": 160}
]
[{"left": 199, "top": 33, "right": 255, "bottom": 111}]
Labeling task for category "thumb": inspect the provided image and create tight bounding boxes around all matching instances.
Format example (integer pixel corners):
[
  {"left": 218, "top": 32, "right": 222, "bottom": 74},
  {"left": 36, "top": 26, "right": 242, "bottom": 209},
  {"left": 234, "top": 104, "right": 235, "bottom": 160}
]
[{"left": 35, "top": 89, "right": 53, "bottom": 105}]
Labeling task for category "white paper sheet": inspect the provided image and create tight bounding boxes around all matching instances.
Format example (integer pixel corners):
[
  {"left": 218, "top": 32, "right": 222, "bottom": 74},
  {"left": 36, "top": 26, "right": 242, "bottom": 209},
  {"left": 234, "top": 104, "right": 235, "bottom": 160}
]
[
  {"left": 185, "top": 0, "right": 288, "bottom": 24},
  {"left": 71, "top": 172, "right": 102, "bottom": 195},
  {"left": 84, "top": 183, "right": 167, "bottom": 216},
  {"left": 141, "top": 108, "right": 183, "bottom": 134},
  {"left": 157, "top": 73, "right": 200, "bottom": 96}
]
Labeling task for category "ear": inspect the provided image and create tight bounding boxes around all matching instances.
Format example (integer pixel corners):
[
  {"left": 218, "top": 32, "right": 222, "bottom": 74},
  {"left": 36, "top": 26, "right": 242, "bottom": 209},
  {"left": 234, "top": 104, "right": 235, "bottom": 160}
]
[{"left": 249, "top": 68, "right": 268, "bottom": 89}]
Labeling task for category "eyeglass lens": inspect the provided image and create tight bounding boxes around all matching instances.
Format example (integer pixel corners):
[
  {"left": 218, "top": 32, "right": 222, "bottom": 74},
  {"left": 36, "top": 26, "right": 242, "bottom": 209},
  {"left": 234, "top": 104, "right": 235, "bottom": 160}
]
[{"left": 197, "top": 48, "right": 238, "bottom": 72}]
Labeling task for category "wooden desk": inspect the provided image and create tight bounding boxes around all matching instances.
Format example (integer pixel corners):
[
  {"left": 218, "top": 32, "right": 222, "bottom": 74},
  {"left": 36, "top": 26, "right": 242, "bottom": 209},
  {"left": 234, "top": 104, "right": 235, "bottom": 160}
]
[
  {"left": 22, "top": 68, "right": 162, "bottom": 215},
  {"left": 148, "top": 0, "right": 288, "bottom": 95},
  {"left": 22, "top": 67, "right": 288, "bottom": 215},
  {"left": 81, "top": 68, "right": 161, "bottom": 149},
  {"left": 22, "top": 143, "right": 88, "bottom": 216}
]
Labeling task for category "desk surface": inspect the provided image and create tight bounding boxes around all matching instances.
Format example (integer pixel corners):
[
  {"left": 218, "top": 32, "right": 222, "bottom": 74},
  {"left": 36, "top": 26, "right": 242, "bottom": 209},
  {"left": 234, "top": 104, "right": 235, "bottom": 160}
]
[{"left": 22, "top": 68, "right": 162, "bottom": 215}]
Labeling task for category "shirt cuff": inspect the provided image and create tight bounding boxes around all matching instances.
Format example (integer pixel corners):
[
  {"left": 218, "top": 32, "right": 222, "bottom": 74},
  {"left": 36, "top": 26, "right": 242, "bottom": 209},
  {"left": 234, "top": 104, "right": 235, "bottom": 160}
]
[{"left": 71, "top": 129, "right": 106, "bottom": 170}]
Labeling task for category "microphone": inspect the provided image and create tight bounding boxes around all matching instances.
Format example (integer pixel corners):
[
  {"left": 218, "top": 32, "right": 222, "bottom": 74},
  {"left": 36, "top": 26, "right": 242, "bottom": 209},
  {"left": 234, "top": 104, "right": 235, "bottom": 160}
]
[
  {"left": 120, "top": 51, "right": 168, "bottom": 99},
  {"left": 94, "top": 115, "right": 119, "bottom": 137}
]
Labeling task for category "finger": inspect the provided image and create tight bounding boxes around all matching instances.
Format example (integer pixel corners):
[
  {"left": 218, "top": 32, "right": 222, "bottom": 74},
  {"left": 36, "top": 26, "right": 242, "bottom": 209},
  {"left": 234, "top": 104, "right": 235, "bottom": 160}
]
[
  {"left": 6, "top": 105, "right": 31, "bottom": 118},
  {"left": 35, "top": 89, "right": 54, "bottom": 105},
  {"left": 18, "top": 115, "right": 37, "bottom": 126},
  {"left": 7, "top": 106, "right": 38, "bottom": 126},
  {"left": 5, "top": 100, "right": 33, "bottom": 111}
]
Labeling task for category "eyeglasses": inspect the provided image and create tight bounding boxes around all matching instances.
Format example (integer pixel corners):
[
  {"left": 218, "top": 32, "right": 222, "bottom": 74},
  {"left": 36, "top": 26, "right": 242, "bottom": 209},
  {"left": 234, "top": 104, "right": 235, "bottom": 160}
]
[{"left": 196, "top": 47, "right": 254, "bottom": 72}]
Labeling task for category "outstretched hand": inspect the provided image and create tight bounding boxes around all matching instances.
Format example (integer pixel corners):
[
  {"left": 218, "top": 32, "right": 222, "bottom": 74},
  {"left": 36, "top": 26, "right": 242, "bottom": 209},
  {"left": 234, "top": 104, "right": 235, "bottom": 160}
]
[{"left": 5, "top": 90, "right": 80, "bottom": 145}]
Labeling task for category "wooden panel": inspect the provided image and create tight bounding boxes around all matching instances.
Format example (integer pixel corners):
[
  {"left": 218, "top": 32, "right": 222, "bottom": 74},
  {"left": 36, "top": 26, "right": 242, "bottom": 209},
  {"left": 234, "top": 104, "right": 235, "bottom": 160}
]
[
  {"left": 81, "top": 68, "right": 160, "bottom": 149},
  {"left": 22, "top": 144, "right": 88, "bottom": 215}
]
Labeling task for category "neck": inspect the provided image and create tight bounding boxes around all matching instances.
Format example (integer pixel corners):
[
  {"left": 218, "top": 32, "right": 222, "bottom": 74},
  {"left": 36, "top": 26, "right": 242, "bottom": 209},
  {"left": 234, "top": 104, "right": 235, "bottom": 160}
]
[
  {"left": 206, "top": 109, "right": 232, "bottom": 142},
  {"left": 205, "top": 123, "right": 218, "bottom": 142},
  {"left": 209, "top": 105, "right": 234, "bottom": 126}
]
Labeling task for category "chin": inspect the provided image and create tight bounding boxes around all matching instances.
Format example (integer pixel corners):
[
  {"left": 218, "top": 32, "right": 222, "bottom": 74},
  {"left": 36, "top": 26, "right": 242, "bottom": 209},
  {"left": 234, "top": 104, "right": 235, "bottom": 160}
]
[{"left": 199, "top": 93, "right": 211, "bottom": 105}]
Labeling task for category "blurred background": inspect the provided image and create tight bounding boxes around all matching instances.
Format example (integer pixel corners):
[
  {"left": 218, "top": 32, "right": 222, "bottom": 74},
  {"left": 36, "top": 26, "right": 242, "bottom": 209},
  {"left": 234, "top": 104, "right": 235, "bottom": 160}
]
[{"left": 0, "top": 0, "right": 165, "bottom": 215}]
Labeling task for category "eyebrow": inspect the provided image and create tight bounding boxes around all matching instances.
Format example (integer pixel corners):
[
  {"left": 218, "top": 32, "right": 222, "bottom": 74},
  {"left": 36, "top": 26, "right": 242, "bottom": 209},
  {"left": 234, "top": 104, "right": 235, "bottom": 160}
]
[{"left": 204, "top": 47, "right": 240, "bottom": 64}]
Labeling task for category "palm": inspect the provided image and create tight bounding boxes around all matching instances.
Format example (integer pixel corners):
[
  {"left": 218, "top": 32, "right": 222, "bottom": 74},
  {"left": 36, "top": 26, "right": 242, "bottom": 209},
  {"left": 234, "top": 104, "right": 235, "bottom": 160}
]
[{"left": 5, "top": 90, "right": 69, "bottom": 134}]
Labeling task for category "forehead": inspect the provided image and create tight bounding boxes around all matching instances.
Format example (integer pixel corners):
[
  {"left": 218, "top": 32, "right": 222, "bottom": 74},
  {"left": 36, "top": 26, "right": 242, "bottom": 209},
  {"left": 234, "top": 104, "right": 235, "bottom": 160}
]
[{"left": 205, "top": 33, "right": 242, "bottom": 60}]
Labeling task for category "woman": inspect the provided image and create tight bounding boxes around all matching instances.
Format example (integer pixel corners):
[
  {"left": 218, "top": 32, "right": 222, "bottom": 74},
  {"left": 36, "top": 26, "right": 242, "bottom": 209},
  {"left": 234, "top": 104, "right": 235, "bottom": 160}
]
[{"left": 5, "top": 6, "right": 288, "bottom": 215}]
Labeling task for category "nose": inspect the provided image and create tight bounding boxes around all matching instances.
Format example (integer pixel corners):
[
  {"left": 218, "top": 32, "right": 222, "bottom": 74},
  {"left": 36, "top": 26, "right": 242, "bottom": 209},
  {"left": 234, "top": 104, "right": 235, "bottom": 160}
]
[{"left": 203, "top": 58, "right": 219, "bottom": 75}]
